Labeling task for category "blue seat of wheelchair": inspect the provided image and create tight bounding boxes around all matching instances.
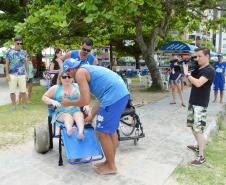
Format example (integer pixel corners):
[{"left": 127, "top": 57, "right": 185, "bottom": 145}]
[{"left": 61, "top": 127, "right": 103, "bottom": 161}]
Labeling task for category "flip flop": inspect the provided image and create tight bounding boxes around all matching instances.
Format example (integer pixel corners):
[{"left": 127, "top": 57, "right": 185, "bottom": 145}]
[{"left": 170, "top": 102, "right": 176, "bottom": 104}]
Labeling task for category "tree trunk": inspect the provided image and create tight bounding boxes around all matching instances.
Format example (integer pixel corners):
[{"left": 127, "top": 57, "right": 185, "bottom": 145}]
[
  {"left": 143, "top": 53, "right": 162, "bottom": 89},
  {"left": 134, "top": 55, "right": 140, "bottom": 69}
]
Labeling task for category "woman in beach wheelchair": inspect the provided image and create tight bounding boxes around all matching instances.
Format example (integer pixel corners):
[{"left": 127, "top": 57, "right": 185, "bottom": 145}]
[{"left": 34, "top": 71, "right": 103, "bottom": 165}]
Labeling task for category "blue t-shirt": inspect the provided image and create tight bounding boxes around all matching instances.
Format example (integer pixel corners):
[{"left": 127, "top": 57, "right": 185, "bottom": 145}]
[
  {"left": 71, "top": 50, "right": 95, "bottom": 65},
  {"left": 214, "top": 61, "right": 226, "bottom": 82},
  {"left": 81, "top": 65, "right": 129, "bottom": 107},
  {"left": 6, "top": 49, "right": 27, "bottom": 75}
]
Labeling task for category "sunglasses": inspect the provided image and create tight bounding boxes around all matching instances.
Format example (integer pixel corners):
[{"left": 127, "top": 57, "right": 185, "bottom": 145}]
[
  {"left": 16, "top": 42, "right": 23, "bottom": 45},
  {"left": 81, "top": 47, "right": 91, "bottom": 53},
  {"left": 61, "top": 75, "right": 71, "bottom": 79}
]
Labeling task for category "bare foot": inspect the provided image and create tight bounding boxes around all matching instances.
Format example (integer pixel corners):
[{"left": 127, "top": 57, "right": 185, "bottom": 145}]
[
  {"left": 94, "top": 161, "right": 106, "bottom": 168},
  {"left": 77, "top": 131, "right": 84, "bottom": 140},
  {"left": 67, "top": 127, "right": 76, "bottom": 136},
  {"left": 95, "top": 163, "right": 117, "bottom": 175}
]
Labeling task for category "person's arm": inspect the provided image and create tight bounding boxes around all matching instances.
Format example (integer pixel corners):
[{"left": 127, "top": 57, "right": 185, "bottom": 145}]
[
  {"left": 56, "top": 51, "right": 71, "bottom": 69},
  {"left": 49, "top": 62, "right": 55, "bottom": 72},
  {"left": 62, "top": 68, "right": 90, "bottom": 107},
  {"left": 93, "top": 58, "right": 99, "bottom": 65},
  {"left": 42, "top": 85, "right": 61, "bottom": 107},
  {"left": 183, "top": 63, "right": 208, "bottom": 88},
  {"left": 5, "top": 59, "right": 10, "bottom": 81},
  {"left": 84, "top": 101, "right": 99, "bottom": 123}
]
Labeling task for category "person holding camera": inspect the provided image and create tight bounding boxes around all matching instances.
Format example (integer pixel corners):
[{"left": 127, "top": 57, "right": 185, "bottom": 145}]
[
  {"left": 169, "top": 59, "right": 186, "bottom": 107},
  {"left": 213, "top": 53, "right": 226, "bottom": 103},
  {"left": 183, "top": 47, "right": 215, "bottom": 165}
]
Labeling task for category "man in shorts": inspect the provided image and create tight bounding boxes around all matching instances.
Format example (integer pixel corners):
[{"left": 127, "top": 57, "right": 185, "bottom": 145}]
[
  {"left": 62, "top": 58, "right": 129, "bottom": 175},
  {"left": 5, "top": 36, "right": 28, "bottom": 110},
  {"left": 213, "top": 53, "right": 226, "bottom": 103},
  {"left": 183, "top": 47, "right": 215, "bottom": 165}
]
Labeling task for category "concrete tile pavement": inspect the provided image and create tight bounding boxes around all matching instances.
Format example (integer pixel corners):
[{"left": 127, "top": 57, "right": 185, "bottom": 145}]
[{"left": 0, "top": 87, "right": 225, "bottom": 185}]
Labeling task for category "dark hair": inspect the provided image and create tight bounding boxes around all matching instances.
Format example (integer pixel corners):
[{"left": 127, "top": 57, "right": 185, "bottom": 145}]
[
  {"left": 51, "top": 48, "right": 61, "bottom": 70},
  {"left": 14, "top": 35, "right": 23, "bottom": 42},
  {"left": 194, "top": 47, "right": 210, "bottom": 57},
  {"left": 82, "top": 38, "right": 93, "bottom": 46},
  {"left": 170, "top": 59, "right": 179, "bottom": 63}
]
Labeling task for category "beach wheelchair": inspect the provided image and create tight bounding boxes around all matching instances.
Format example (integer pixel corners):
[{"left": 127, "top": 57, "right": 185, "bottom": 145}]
[
  {"left": 118, "top": 97, "right": 145, "bottom": 145},
  {"left": 117, "top": 71, "right": 145, "bottom": 145},
  {"left": 34, "top": 72, "right": 104, "bottom": 166}
]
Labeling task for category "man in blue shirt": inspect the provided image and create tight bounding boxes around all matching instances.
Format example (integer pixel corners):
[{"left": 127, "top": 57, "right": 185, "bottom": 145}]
[
  {"left": 57, "top": 38, "right": 98, "bottom": 68},
  {"left": 62, "top": 58, "right": 129, "bottom": 175},
  {"left": 213, "top": 53, "right": 226, "bottom": 103},
  {"left": 5, "top": 36, "right": 28, "bottom": 110}
]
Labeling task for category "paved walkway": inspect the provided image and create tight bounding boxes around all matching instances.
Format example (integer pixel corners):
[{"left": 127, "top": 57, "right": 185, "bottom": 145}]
[{"left": 0, "top": 82, "right": 224, "bottom": 185}]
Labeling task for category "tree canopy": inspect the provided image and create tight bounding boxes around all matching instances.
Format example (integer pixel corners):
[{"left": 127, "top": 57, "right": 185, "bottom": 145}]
[{"left": 0, "top": 0, "right": 225, "bottom": 87}]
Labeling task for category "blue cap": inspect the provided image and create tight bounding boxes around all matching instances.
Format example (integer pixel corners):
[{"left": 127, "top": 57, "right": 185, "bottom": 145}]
[
  {"left": 217, "top": 53, "right": 223, "bottom": 58},
  {"left": 63, "top": 58, "right": 81, "bottom": 72}
]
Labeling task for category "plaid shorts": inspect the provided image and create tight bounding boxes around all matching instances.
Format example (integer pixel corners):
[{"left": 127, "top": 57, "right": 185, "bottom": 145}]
[{"left": 187, "top": 104, "right": 207, "bottom": 133}]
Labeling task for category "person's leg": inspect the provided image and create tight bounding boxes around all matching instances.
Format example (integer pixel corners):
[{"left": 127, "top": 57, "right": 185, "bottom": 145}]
[
  {"left": 213, "top": 90, "right": 218, "bottom": 103},
  {"left": 176, "top": 83, "right": 185, "bottom": 106},
  {"left": 95, "top": 131, "right": 117, "bottom": 174},
  {"left": 196, "top": 132, "right": 205, "bottom": 157},
  {"left": 10, "top": 93, "right": 16, "bottom": 106},
  {"left": 18, "top": 75, "right": 27, "bottom": 107},
  {"left": 58, "top": 113, "right": 74, "bottom": 136},
  {"left": 73, "top": 112, "right": 85, "bottom": 139},
  {"left": 170, "top": 82, "right": 176, "bottom": 104},
  {"left": 8, "top": 74, "right": 18, "bottom": 110},
  {"left": 190, "top": 105, "right": 207, "bottom": 164},
  {"left": 220, "top": 91, "right": 224, "bottom": 103},
  {"left": 27, "top": 82, "right": 33, "bottom": 103}
]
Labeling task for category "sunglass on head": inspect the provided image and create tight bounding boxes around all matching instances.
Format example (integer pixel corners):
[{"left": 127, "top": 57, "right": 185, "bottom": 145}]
[
  {"left": 61, "top": 75, "right": 71, "bottom": 79},
  {"left": 16, "top": 42, "right": 23, "bottom": 45},
  {"left": 81, "top": 47, "right": 91, "bottom": 53}
]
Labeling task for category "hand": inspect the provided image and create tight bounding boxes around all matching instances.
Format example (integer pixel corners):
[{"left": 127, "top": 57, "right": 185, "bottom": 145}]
[
  {"left": 84, "top": 113, "right": 93, "bottom": 123},
  {"left": 26, "top": 75, "right": 29, "bottom": 80},
  {"left": 6, "top": 75, "right": 10, "bottom": 81},
  {"left": 62, "top": 97, "right": 72, "bottom": 107},
  {"left": 82, "top": 105, "right": 90, "bottom": 115},
  {"left": 183, "top": 63, "right": 189, "bottom": 75},
  {"left": 51, "top": 100, "right": 61, "bottom": 108}
]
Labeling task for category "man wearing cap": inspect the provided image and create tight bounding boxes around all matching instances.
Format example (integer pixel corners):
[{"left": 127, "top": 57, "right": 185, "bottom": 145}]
[
  {"left": 56, "top": 38, "right": 98, "bottom": 68},
  {"left": 62, "top": 58, "right": 129, "bottom": 175},
  {"left": 213, "top": 53, "right": 226, "bottom": 103},
  {"left": 5, "top": 36, "right": 28, "bottom": 110}
]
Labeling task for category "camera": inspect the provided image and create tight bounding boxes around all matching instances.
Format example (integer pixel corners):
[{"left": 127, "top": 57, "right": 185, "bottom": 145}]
[{"left": 178, "top": 56, "right": 198, "bottom": 72}]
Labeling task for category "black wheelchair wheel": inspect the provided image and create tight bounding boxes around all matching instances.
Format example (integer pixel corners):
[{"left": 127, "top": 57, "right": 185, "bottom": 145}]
[
  {"left": 34, "top": 123, "right": 50, "bottom": 154},
  {"left": 119, "top": 114, "right": 136, "bottom": 136}
]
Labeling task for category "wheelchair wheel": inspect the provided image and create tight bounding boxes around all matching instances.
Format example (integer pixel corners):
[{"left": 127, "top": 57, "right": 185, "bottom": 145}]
[
  {"left": 34, "top": 123, "right": 50, "bottom": 154},
  {"left": 119, "top": 114, "right": 136, "bottom": 136}
]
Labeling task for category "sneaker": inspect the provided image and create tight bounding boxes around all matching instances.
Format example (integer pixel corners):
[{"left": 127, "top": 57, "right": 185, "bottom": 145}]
[
  {"left": 191, "top": 156, "right": 206, "bottom": 165},
  {"left": 11, "top": 105, "right": 16, "bottom": 111},
  {"left": 187, "top": 145, "right": 199, "bottom": 153}
]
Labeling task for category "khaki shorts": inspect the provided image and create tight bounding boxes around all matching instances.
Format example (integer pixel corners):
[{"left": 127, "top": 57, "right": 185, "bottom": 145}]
[
  {"left": 8, "top": 74, "right": 26, "bottom": 93},
  {"left": 187, "top": 104, "right": 207, "bottom": 133}
]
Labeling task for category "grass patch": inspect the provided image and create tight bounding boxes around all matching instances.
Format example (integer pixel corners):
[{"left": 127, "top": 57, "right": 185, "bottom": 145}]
[
  {"left": 175, "top": 114, "right": 226, "bottom": 185},
  {"left": 0, "top": 85, "right": 47, "bottom": 150}
]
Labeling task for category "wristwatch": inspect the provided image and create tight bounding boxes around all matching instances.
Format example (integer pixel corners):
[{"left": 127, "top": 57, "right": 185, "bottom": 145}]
[{"left": 186, "top": 72, "right": 191, "bottom": 78}]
